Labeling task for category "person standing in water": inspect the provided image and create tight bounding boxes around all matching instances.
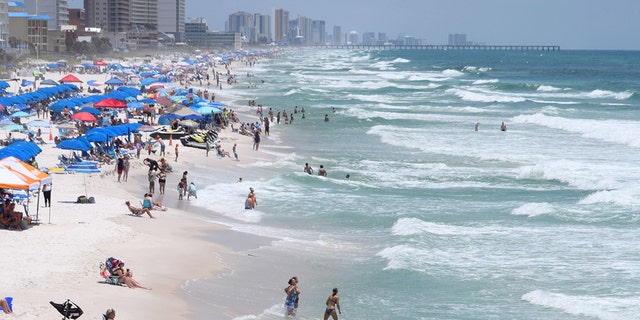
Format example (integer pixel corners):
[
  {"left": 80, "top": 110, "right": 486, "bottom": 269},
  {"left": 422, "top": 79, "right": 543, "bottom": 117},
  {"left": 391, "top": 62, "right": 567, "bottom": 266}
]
[
  {"left": 323, "top": 287, "right": 341, "bottom": 320},
  {"left": 500, "top": 122, "right": 507, "bottom": 131},
  {"left": 304, "top": 163, "right": 314, "bottom": 175}
]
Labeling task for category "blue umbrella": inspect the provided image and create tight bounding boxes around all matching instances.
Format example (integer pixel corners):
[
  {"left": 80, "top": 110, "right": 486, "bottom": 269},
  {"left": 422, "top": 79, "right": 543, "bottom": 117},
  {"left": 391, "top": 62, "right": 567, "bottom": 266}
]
[
  {"left": 26, "top": 119, "right": 51, "bottom": 128},
  {"left": 87, "top": 80, "right": 104, "bottom": 86},
  {"left": 138, "top": 98, "right": 156, "bottom": 104},
  {"left": 105, "top": 77, "right": 125, "bottom": 86},
  {"left": 79, "top": 106, "right": 102, "bottom": 116},
  {"left": 195, "top": 106, "right": 222, "bottom": 115},
  {"left": 84, "top": 131, "right": 108, "bottom": 142},
  {"left": 11, "top": 111, "right": 30, "bottom": 118},
  {"left": 57, "top": 138, "right": 91, "bottom": 151},
  {"left": 140, "top": 78, "right": 157, "bottom": 86},
  {"left": 126, "top": 101, "right": 144, "bottom": 109},
  {"left": 163, "top": 113, "right": 182, "bottom": 120},
  {"left": 183, "top": 114, "right": 204, "bottom": 120}
]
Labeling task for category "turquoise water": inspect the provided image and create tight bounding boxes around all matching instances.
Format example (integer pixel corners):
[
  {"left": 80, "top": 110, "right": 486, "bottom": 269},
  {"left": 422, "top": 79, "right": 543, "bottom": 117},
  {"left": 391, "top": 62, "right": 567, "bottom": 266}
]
[{"left": 184, "top": 49, "right": 640, "bottom": 320}]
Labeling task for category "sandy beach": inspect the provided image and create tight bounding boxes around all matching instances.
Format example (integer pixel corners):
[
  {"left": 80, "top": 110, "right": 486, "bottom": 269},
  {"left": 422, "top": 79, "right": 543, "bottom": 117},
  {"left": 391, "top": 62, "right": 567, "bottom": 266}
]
[{"left": 0, "top": 56, "right": 271, "bottom": 319}]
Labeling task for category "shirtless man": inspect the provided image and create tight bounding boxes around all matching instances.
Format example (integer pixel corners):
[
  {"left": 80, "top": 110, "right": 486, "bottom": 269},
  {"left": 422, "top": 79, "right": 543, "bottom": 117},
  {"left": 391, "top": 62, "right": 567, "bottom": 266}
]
[
  {"left": 304, "top": 163, "right": 313, "bottom": 175},
  {"left": 318, "top": 165, "right": 327, "bottom": 177},
  {"left": 323, "top": 287, "right": 341, "bottom": 320}
]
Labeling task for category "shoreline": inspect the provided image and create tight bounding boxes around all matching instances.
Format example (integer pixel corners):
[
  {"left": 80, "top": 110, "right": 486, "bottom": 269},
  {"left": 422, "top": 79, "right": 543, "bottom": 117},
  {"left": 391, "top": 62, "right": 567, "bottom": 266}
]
[{"left": 0, "top": 55, "right": 280, "bottom": 319}]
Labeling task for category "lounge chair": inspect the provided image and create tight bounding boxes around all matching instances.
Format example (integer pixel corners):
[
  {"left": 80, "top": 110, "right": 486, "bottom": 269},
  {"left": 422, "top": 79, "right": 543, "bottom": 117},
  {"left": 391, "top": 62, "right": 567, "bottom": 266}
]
[
  {"left": 99, "top": 262, "right": 121, "bottom": 286},
  {"left": 50, "top": 299, "right": 83, "bottom": 320}
]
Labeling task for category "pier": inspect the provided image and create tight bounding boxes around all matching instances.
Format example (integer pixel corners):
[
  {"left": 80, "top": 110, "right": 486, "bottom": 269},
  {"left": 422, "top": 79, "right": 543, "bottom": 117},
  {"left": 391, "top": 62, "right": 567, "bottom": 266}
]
[{"left": 313, "top": 44, "right": 560, "bottom": 51}]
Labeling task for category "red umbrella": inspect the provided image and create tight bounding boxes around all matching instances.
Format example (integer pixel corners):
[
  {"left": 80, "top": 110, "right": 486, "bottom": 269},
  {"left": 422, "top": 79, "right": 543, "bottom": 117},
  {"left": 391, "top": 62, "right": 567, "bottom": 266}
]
[
  {"left": 94, "top": 60, "right": 108, "bottom": 66},
  {"left": 94, "top": 98, "right": 127, "bottom": 108},
  {"left": 70, "top": 111, "right": 97, "bottom": 122},
  {"left": 59, "top": 74, "right": 83, "bottom": 83}
]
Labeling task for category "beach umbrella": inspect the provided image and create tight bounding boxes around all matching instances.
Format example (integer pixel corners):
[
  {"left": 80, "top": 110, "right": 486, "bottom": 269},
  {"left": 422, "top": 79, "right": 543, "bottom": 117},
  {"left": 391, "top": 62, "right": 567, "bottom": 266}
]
[
  {"left": 2, "top": 124, "right": 25, "bottom": 131},
  {"left": 139, "top": 78, "right": 157, "bottom": 86},
  {"left": 40, "top": 79, "right": 59, "bottom": 86},
  {"left": 83, "top": 131, "right": 108, "bottom": 142},
  {"left": 105, "top": 77, "right": 125, "bottom": 86},
  {"left": 0, "top": 81, "right": 9, "bottom": 89},
  {"left": 26, "top": 119, "right": 51, "bottom": 128},
  {"left": 57, "top": 138, "right": 91, "bottom": 151},
  {"left": 155, "top": 96, "right": 172, "bottom": 107},
  {"left": 94, "top": 98, "right": 127, "bottom": 108},
  {"left": 59, "top": 74, "right": 83, "bottom": 83},
  {"left": 21, "top": 79, "right": 34, "bottom": 87},
  {"left": 195, "top": 106, "right": 222, "bottom": 115},
  {"left": 79, "top": 106, "right": 102, "bottom": 116},
  {"left": 11, "top": 111, "right": 30, "bottom": 118},
  {"left": 138, "top": 98, "right": 156, "bottom": 104},
  {"left": 117, "top": 86, "right": 141, "bottom": 96},
  {"left": 163, "top": 113, "right": 182, "bottom": 120},
  {"left": 71, "top": 111, "right": 97, "bottom": 122},
  {"left": 179, "top": 120, "right": 199, "bottom": 128},
  {"left": 94, "top": 60, "right": 108, "bottom": 66},
  {"left": 135, "top": 125, "right": 156, "bottom": 132},
  {"left": 183, "top": 114, "right": 204, "bottom": 120},
  {"left": 0, "top": 163, "right": 40, "bottom": 190},
  {"left": 87, "top": 80, "right": 104, "bottom": 86},
  {"left": 126, "top": 101, "right": 144, "bottom": 109}
]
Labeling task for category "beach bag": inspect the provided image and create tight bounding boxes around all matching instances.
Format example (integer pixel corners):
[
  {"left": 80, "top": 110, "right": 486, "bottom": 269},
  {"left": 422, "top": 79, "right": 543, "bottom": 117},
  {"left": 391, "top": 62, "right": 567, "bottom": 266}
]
[
  {"left": 88, "top": 197, "right": 95, "bottom": 204},
  {"left": 76, "top": 195, "right": 87, "bottom": 203}
]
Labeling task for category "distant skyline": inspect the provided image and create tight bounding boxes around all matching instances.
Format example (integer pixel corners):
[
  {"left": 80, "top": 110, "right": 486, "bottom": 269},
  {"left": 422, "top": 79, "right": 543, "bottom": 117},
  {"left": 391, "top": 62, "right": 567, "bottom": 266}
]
[{"left": 67, "top": 0, "right": 640, "bottom": 50}]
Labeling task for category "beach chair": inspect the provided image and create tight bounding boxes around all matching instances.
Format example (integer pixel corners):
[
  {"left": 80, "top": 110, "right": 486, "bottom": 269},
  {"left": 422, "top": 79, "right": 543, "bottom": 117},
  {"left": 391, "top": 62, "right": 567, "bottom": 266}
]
[{"left": 99, "top": 262, "right": 121, "bottom": 285}]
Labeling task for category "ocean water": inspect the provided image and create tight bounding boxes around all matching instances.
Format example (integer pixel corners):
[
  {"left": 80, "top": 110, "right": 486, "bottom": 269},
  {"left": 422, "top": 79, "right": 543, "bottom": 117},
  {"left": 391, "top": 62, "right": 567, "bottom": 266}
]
[{"left": 182, "top": 49, "right": 640, "bottom": 320}]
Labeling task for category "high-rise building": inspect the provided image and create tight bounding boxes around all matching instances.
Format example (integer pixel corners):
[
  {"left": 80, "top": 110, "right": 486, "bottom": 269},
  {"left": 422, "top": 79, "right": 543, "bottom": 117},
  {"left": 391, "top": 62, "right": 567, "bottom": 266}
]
[
  {"left": 227, "top": 11, "right": 252, "bottom": 33},
  {"left": 297, "top": 16, "right": 312, "bottom": 44},
  {"left": 23, "top": 0, "right": 68, "bottom": 31},
  {"left": 254, "top": 13, "right": 271, "bottom": 44},
  {"left": 332, "top": 25, "right": 342, "bottom": 45},
  {"left": 0, "top": 0, "right": 8, "bottom": 46},
  {"left": 85, "top": 0, "right": 130, "bottom": 33},
  {"left": 129, "top": 0, "right": 158, "bottom": 49},
  {"left": 311, "top": 20, "right": 325, "bottom": 45},
  {"left": 362, "top": 32, "right": 375, "bottom": 45},
  {"left": 348, "top": 31, "right": 358, "bottom": 45},
  {"left": 274, "top": 8, "right": 288, "bottom": 43},
  {"left": 158, "top": 0, "right": 184, "bottom": 40},
  {"left": 448, "top": 33, "right": 467, "bottom": 46}
]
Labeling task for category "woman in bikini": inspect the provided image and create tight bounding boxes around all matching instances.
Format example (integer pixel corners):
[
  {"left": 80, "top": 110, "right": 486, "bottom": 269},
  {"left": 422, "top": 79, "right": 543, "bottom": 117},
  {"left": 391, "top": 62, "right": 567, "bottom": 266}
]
[
  {"left": 112, "top": 262, "right": 151, "bottom": 290},
  {"left": 323, "top": 287, "right": 341, "bottom": 320}
]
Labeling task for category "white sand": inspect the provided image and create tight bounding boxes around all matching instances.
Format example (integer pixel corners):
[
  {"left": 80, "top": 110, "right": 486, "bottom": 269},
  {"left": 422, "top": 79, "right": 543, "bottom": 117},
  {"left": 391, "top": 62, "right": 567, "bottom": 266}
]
[{"left": 0, "top": 59, "right": 270, "bottom": 319}]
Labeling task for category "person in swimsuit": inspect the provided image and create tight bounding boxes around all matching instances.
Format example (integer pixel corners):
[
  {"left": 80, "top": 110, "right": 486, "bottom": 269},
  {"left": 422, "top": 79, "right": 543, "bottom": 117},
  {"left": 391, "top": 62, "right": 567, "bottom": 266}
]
[
  {"left": 112, "top": 262, "right": 151, "bottom": 290},
  {"left": 323, "top": 287, "right": 341, "bottom": 320},
  {"left": 284, "top": 278, "right": 299, "bottom": 316}
]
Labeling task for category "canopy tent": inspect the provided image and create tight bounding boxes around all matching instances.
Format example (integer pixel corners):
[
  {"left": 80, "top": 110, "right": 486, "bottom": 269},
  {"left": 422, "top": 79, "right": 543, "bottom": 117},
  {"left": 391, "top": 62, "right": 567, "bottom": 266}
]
[
  {"left": 0, "top": 156, "right": 52, "bottom": 223},
  {"left": 59, "top": 74, "right": 83, "bottom": 83},
  {"left": 0, "top": 156, "right": 51, "bottom": 185},
  {"left": 105, "top": 78, "right": 125, "bottom": 86},
  {"left": 0, "top": 163, "right": 39, "bottom": 190},
  {"left": 40, "top": 79, "right": 59, "bottom": 86}
]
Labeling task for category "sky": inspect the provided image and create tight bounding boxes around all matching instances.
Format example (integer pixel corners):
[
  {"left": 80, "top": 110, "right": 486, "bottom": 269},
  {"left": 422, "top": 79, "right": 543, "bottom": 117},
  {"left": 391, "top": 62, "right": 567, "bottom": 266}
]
[{"left": 67, "top": 0, "right": 640, "bottom": 50}]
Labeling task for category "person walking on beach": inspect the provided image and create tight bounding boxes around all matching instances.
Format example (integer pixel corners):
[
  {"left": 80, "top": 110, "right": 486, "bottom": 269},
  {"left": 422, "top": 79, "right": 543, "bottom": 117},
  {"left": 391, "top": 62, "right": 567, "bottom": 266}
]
[
  {"left": 233, "top": 143, "right": 239, "bottom": 161},
  {"left": 323, "top": 287, "right": 341, "bottom": 320},
  {"left": 174, "top": 144, "right": 179, "bottom": 161},
  {"left": 158, "top": 137, "right": 165, "bottom": 157},
  {"left": 304, "top": 163, "right": 314, "bottom": 175},
  {"left": 123, "top": 156, "right": 130, "bottom": 182},
  {"left": 148, "top": 169, "right": 156, "bottom": 194},
  {"left": 177, "top": 178, "right": 186, "bottom": 200},
  {"left": 42, "top": 182, "right": 52, "bottom": 207},
  {"left": 116, "top": 155, "right": 124, "bottom": 182},
  {"left": 253, "top": 131, "right": 261, "bottom": 151},
  {"left": 206, "top": 140, "right": 211, "bottom": 157},
  {"left": 318, "top": 165, "right": 327, "bottom": 177},
  {"left": 157, "top": 171, "right": 166, "bottom": 195}
]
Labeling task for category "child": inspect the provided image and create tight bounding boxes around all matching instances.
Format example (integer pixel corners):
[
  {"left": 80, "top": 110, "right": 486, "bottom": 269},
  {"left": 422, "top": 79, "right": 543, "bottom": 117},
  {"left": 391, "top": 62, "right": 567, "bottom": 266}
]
[{"left": 187, "top": 182, "right": 197, "bottom": 199}]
